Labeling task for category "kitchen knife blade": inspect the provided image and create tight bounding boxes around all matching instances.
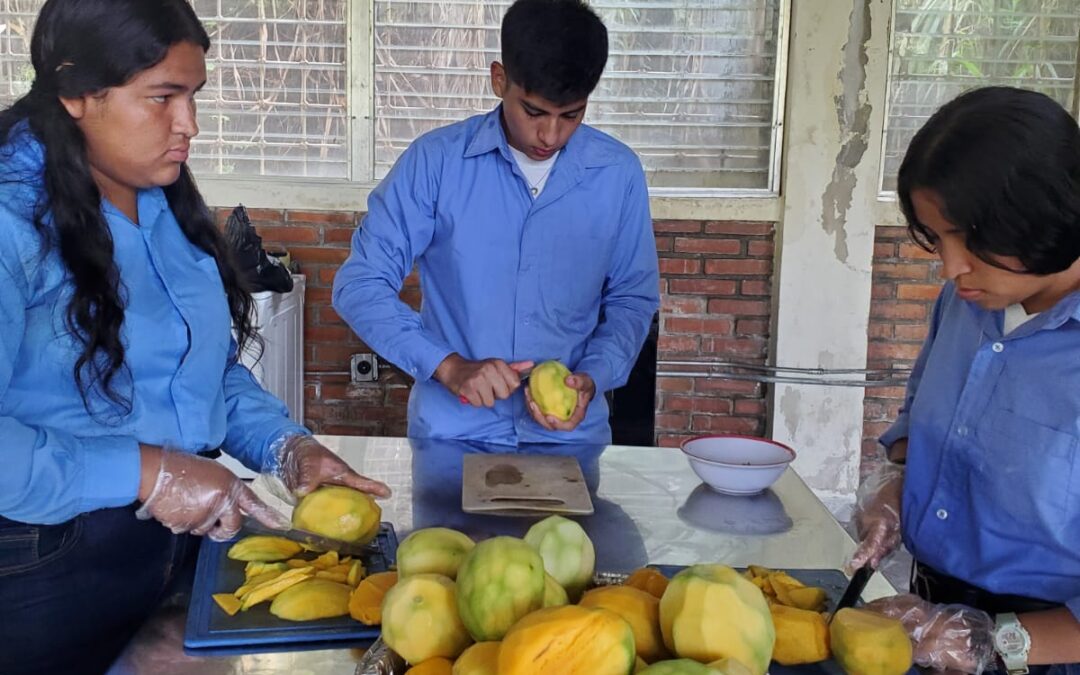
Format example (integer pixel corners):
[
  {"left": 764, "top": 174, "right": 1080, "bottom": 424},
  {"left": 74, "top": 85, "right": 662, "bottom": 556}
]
[
  {"left": 828, "top": 565, "right": 874, "bottom": 624},
  {"left": 241, "top": 519, "right": 379, "bottom": 558}
]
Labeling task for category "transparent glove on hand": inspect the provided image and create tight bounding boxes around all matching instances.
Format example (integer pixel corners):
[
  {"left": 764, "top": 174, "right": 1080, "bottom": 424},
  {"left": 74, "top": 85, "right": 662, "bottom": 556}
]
[
  {"left": 848, "top": 461, "right": 905, "bottom": 571},
  {"left": 135, "top": 449, "right": 290, "bottom": 541},
  {"left": 263, "top": 434, "right": 391, "bottom": 503},
  {"left": 866, "top": 594, "right": 996, "bottom": 674}
]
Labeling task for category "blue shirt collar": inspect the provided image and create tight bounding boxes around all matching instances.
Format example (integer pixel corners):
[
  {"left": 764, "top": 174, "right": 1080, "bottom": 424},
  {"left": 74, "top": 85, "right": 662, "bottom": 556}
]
[{"left": 462, "top": 105, "right": 621, "bottom": 171}]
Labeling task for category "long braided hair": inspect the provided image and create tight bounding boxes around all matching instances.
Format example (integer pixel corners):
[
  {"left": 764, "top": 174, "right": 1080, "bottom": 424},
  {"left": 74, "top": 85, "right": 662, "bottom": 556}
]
[{"left": 0, "top": 0, "right": 256, "bottom": 414}]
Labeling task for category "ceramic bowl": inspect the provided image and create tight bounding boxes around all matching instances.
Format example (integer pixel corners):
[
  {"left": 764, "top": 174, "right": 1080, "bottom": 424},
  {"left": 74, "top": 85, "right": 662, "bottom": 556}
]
[{"left": 680, "top": 434, "right": 796, "bottom": 495}]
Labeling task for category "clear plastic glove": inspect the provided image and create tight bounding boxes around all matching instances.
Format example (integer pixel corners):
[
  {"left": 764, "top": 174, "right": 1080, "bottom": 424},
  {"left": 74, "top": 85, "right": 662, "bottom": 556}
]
[
  {"left": 866, "top": 594, "right": 996, "bottom": 674},
  {"left": 263, "top": 434, "right": 391, "bottom": 503},
  {"left": 135, "top": 449, "right": 291, "bottom": 541},
  {"left": 848, "top": 460, "right": 905, "bottom": 571}
]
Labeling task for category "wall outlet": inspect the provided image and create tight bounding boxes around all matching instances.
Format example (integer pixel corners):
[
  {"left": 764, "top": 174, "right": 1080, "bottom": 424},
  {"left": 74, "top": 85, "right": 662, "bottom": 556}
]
[{"left": 350, "top": 353, "right": 379, "bottom": 383}]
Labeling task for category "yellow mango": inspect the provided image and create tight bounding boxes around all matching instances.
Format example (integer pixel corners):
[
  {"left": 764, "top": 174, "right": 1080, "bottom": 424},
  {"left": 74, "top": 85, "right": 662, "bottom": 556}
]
[
  {"left": 346, "top": 559, "right": 366, "bottom": 586},
  {"left": 381, "top": 574, "right": 472, "bottom": 663},
  {"left": 542, "top": 572, "right": 569, "bottom": 607},
  {"left": 451, "top": 641, "right": 500, "bottom": 675},
  {"left": 581, "top": 585, "right": 669, "bottom": 663},
  {"left": 314, "top": 570, "right": 349, "bottom": 584},
  {"left": 244, "top": 561, "right": 288, "bottom": 579},
  {"left": 311, "top": 550, "right": 339, "bottom": 569},
  {"left": 292, "top": 485, "right": 382, "bottom": 545},
  {"left": 497, "top": 605, "right": 636, "bottom": 675},
  {"left": 708, "top": 657, "right": 754, "bottom": 675},
  {"left": 625, "top": 567, "right": 670, "bottom": 599},
  {"left": 405, "top": 658, "right": 454, "bottom": 675},
  {"left": 348, "top": 570, "right": 397, "bottom": 624},
  {"left": 830, "top": 608, "right": 913, "bottom": 675},
  {"left": 234, "top": 569, "right": 286, "bottom": 597},
  {"left": 397, "top": 527, "right": 475, "bottom": 580},
  {"left": 269, "top": 579, "right": 352, "bottom": 621},
  {"left": 239, "top": 567, "right": 315, "bottom": 610},
  {"left": 528, "top": 360, "right": 576, "bottom": 421},
  {"left": 769, "top": 604, "right": 830, "bottom": 665},
  {"left": 227, "top": 535, "right": 303, "bottom": 562},
  {"left": 786, "top": 587, "right": 827, "bottom": 612},
  {"left": 212, "top": 593, "right": 242, "bottom": 616},
  {"left": 659, "top": 564, "right": 775, "bottom": 675}
]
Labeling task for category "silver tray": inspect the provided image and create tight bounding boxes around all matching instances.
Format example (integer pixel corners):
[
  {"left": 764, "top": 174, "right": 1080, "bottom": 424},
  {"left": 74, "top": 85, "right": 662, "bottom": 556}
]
[{"left": 354, "top": 571, "right": 629, "bottom": 674}]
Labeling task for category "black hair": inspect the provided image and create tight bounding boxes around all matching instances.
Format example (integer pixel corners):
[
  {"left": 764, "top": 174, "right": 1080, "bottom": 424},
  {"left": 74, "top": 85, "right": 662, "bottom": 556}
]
[
  {"left": 501, "top": 0, "right": 608, "bottom": 106},
  {"left": 0, "top": 0, "right": 256, "bottom": 416},
  {"left": 898, "top": 86, "right": 1080, "bottom": 275}
]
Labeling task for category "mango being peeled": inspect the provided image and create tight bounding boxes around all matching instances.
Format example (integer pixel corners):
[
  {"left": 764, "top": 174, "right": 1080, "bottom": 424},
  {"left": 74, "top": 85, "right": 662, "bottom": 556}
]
[
  {"left": 292, "top": 485, "right": 382, "bottom": 545},
  {"left": 381, "top": 573, "right": 473, "bottom": 663},
  {"left": 528, "top": 360, "right": 576, "bottom": 421},
  {"left": 769, "top": 603, "right": 830, "bottom": 665},
  {"left": 829, "top": 607, "right": 913, "bottom": 675},
  {"left": 397, "top": 527, "right": 475, "bottom": 580},
  {"left": 456, "top": 536, "right": 546, "bottom": 641}
]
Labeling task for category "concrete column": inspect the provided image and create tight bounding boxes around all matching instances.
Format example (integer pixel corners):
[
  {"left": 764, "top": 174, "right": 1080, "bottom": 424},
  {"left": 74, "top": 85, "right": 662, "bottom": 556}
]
[{"left": 769, "top": 0, "right": 892, "bottom": 517}]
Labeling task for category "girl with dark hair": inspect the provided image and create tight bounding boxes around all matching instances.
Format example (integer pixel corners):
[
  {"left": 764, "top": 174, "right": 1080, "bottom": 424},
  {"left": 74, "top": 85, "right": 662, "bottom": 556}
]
[
  {"left": 851, "top": 87, "right": 1080, "bottom": 673},
  {"left": 0, "top": 1, "right": 389, "bottom": 671}
]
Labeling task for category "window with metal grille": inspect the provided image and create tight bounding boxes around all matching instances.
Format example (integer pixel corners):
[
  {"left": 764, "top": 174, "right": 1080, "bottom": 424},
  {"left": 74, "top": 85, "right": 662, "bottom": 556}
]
[
  {"left": 883, "top": 0, "right": 1080, "bottom": 192},
  {"left": 1, "top": 0, "right": 784, "bottom": 191},
  {"left": 375, "top": 0, "right": 785, "bottom": 191}
]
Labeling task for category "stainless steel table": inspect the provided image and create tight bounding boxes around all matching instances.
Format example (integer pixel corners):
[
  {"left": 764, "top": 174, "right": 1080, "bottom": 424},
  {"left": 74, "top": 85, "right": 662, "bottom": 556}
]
[{"left": 108, "top": 436, "right": 894, "bottom": 675}]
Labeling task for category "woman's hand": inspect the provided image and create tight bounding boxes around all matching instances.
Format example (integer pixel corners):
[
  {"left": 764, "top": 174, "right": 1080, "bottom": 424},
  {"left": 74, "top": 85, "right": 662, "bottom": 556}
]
[
  {"left": 866, "top": 594, "right": 996, "bottom": 674},
  {"left": 268, "top": 435, "right": 391, "bottom": 500},
  {"left": 135, "top": 446, "right": 290, "bottom": 541},
  {"left": 524, "top": 371, "right": 596, "bottom": 432},
  {"left": 848, "top": 458, "right": 905, "bottom": 571}
]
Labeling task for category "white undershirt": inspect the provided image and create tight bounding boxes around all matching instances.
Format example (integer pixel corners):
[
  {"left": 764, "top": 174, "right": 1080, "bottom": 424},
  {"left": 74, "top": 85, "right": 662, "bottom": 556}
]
[
  {"left": 1003, "top": 303, "right": 1038, "bottom": 335},
  {"left": 509, "top": 146, "right": 559, "bottom": 198}
]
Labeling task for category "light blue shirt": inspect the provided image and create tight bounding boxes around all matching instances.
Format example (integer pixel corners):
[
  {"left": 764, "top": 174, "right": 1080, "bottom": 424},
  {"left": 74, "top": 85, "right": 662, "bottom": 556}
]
[
  {"left": 0, "top": 128, "right": 307, "bottom": 524},
  {"left": 881, "top": 282, "right": 1080, "bottom": 620},
  {"left": 333, "top": 106, "right": 659, "bottom": 445}
]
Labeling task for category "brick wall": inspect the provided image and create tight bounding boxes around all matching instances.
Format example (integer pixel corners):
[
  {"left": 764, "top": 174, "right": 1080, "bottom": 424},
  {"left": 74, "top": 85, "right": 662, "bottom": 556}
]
[
  {"left": 217, "top": 208, "right": 776, "bottom": 443},
  {"left": 862, "top": 225, "right": 941, "bottom": 473}
]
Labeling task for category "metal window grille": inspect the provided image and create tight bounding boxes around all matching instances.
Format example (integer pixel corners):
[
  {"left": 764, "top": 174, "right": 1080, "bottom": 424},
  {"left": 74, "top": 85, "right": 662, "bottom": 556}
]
[
  {"left": 374, "top": 0, "right": 785, "bottom": 191},
  {"left": 883, "top": 0, "right": 1080, "bottom": 192}
]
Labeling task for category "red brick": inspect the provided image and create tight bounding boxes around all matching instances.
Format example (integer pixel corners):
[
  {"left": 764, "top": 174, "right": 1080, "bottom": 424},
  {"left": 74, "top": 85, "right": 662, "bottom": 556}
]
[
  {"left": 690, "top": 414, "right": 762, "bottom": 434},
  {"left": 747, "top": 240, "right": 774, "bottom": 257},
  {"left": 875, "top": 225, "right": 910, "bottom": 242},
  {"left": 898, "top": 242, "right": 938, "bottom": 261},
  {"left": 704, "top": 221, "right": 774, "bottom": 236},
  {"left": 863, "top": 421, "right": 893, "bottom": 438},
  {"left": 734, "top": 399, "right": 766, "bottom": 415},
  {"left": 661, "top": 296, "right": 707, "bottom": 315},
  {"left": 287, "top": 210, "right": 357, "bottom": 225},
  {"left": 289, "top": 246, "right": 351, "bottom": 265},
  {"left": 654, "top": 220, "right": 702, "bottom": 234},
  {"left": 740, "top": 280, "right": 770, "bottom": 296},
  {"left": 870, "top": 302, "right": 927, "bottom": 321},
  {"left": 656, "top": 376, "right": 693, "bottom": 393},
  {"left": 700, "top": 337, "right": 768, "bottom": 357},
  {"left": 866, "top": 386, "right": 908, "bottom": 399},
  {"left": 324, "top": 228, "right": 356, "bottom": 245},
  {"left": 665, "top": 317, "right": 734, "bottom": 336},
  {"left": 667, "top": 279, "right": 738, "bottom": 296},
  {"left": 867, "top": 342, "right": 922, "bottom": 362},
  {"left": 318, "top": 306, "right": 344, "bottom": 325},
  {"left": 316, "top": 267, "right": 338, "bottom": 286},
  {"left": 875, "top": 262, "right": 934, "bottom": 279},
  {"left": 873, "top": 242, "right": 895, "bottom": 258},
  {"left": 703, "top": 258, "right": 772, "bottom": 276},
  {"left": 893, "top": 324, "right": 929, "bottom": 341},
  {"left": 707, "top": 299, "right": 770, "bottom": 316},
  {"left": 657, "top": 434, "right": 695, "bottom": 448},
  {"left": 872, "top": 282, "right": 896, "bottom": 299},
  {"left": 657, "top": 335, "right": 700, "bottom": 354},
  {"left": 304, "top": 325, "right": 352, "bottom": 343},
  {"left": 735, "top": 318, "right": 768, "bottom": 336},
  {"left": 695, "top": 378, "right": 762, "bottom": 395},
  {"left": 655, "top": 236, "right": 673, "bottom": 252},
  {"left": 242, "top": 208, "right": 286, "bottom": 222},
  {"left": 897, "top": 283, "right": 941, "bottom": 301},
  {"left": 655, "top": 412, "right": 691, "bottom": 430},
  {"left": 664, "top": 395, "right": 733, "bottom": 415},
  {"left": 255, "top": 225, "right": 320, "bottom": 244},
  {"left": 318, "top": 423, "right": 381, "bottom": 436},
  {"left": 673, "top": 238, "right": 742, "bottom": 255},
  {"left": 312, "top": 343, "right": 361, "bottom": 365},
  {"left": 659, "top": 258, "right": 702, "bottom": 275},
  {"left": 867, "top": 323, "right": 893, "bottom": 339}
]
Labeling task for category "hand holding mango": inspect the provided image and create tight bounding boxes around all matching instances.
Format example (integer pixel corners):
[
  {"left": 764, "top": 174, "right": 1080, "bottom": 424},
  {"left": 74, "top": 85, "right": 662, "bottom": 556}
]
[{"left": 526, "top": 360, "right": 596, "bottom": 431}]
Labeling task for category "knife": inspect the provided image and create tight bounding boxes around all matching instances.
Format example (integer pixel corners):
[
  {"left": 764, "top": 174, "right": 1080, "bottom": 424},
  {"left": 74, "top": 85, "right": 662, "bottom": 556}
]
[
  {"left": 241, "top": 519, "right": 380, "bottom": 558},
  {"left": 828, "top": 565, "right": 874, "bottom": 624},
  {"left": 458, "top": 371, "right": 532, "bottom": 404}
]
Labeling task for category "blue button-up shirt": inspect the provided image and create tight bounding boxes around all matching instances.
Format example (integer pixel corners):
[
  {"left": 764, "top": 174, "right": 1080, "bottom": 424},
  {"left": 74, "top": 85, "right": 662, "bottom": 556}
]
[
  {"left": 881, "top": 282, "right": 1080, "bottom": 620},
  {"left": 333, "top": 107, "right": 659, "bottom": 445},
  {"left": 0, "top": 128, "right": 306, "bottom": 524}
]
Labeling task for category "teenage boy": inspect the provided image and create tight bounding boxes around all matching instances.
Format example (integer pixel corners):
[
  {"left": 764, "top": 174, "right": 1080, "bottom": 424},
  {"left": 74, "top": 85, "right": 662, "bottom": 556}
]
[{"left": 333, "top": 0, "right": 659, "bottom": 445}]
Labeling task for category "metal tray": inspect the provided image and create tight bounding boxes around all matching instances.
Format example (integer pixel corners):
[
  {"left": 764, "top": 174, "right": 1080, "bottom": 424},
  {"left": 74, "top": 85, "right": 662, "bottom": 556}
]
[{"left": 184, "top": 522, "right": 398, "bottom": 651}]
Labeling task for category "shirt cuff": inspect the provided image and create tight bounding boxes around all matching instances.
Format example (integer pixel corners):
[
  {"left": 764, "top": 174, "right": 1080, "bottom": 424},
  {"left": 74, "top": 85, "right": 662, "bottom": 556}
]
[
  {"left": 574, "top": 355, "right": 614, "bottom": 395},
  {"left": 879, "top": 413, "right": 910, "bottom": 451},
  {"left": 79, "top": 435, "right": 143, "bottom": 513}
]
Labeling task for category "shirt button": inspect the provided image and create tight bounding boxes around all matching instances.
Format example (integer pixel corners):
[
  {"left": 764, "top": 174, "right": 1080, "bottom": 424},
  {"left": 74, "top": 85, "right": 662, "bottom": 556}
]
[
  {"left": 992, "top": 342, "right": 1004, "bottom": 352},
  {"left": 957, "top": 425, "right": 968, "bottom": 437},
  {"left": 936, "top": 508, "right": 949, "bottom": 520}
]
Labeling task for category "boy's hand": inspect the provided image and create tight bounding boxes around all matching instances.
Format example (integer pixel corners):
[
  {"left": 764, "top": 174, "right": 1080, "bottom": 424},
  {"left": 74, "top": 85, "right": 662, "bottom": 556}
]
[
  {"left": 435, "top": 353, "right": 533, "bottom": 407},
  {"left": 524, "top": 372, "right": 596, "bottom": 432}
]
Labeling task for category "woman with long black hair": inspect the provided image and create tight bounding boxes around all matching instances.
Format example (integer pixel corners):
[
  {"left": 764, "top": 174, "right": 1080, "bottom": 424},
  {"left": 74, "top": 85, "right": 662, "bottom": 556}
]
[{"left": 0, "top": 1, "right": 389, "bottom": 671}]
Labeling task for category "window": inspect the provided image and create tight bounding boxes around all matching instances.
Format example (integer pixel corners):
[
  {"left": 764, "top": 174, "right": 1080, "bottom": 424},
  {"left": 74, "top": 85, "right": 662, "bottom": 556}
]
[
  {"left": 0, "top": 0, "right": 785, "bottom": 193},
  {"left": 883, "top": 0, "right": 1080, "bottom": 192}
]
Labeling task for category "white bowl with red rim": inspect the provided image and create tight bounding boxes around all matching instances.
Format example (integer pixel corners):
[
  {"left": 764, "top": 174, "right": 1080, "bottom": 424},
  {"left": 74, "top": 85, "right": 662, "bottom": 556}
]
[{"left": 680, "top": 434, "right": 796, "bottom": 496}]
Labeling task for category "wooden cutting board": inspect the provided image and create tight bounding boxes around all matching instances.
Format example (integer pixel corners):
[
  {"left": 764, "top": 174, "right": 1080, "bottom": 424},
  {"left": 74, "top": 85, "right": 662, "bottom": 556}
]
[{"left": 461, "top": 453, "right": 594, "bottom": 516}]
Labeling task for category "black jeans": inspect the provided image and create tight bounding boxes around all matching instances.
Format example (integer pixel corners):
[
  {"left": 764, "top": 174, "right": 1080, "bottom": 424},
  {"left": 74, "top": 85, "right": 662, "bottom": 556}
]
[
  {"left": 0, "top": 505, "right": 195, "bottom": 675},
  {"left": 912, "top": 561, "right": 1079, "bottom": 674}
]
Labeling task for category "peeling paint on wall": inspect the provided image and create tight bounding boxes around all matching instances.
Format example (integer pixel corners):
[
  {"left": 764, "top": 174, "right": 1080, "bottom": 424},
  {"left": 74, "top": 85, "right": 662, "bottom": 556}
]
[
  {"left": 780, "top": 387, "right": 802, "bottom": 440},
  {"left": 821, "top": 0, "right": 874, "bottom": 264}
]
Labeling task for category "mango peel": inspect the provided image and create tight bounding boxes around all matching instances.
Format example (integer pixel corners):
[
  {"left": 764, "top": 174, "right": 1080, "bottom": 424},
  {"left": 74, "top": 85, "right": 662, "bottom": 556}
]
[{"left": 528, "top": 360, "right": 576, "bottom": 421}]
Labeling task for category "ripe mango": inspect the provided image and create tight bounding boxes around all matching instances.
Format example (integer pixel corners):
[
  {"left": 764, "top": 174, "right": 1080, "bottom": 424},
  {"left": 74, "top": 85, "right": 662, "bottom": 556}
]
[
  {"left": 528, "top": 361, "right": 576, "bottom": 421},
  {"left": 269, "top": 579, "right": 352, "bottom": 621},
  {"left": 227, "top": 535, "right": 303, "bottom": 562},
  {"left": 829, "top": 608, "right": 913, "bottom": 675},
  {"left": 497, "top": 605, "right": 636, "bottom": 675},
  {"left": 381, "top": 573, "right": 472, "bottom": 663},
  {"left": 292, "top": 485, "right": 382, "bottom": 545},
  {"left": 397, "top": 527, "right": 475, "bottom": 579}
]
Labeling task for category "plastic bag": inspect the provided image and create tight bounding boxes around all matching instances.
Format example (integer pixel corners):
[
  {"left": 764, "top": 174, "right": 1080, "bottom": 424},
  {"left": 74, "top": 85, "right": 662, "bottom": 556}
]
[{"left": 224, "top": 204, "right": 294, "bottom": 293}]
